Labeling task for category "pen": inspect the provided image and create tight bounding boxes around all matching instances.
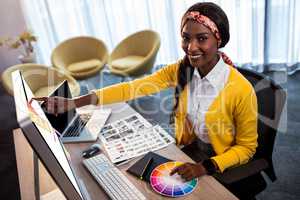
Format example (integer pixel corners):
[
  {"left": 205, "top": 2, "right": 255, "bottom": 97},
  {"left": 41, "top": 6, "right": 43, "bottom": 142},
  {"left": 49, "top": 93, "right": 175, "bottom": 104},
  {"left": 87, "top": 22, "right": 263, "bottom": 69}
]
[
  {"left": 140, "top": 157, "right": 153, "bottom": 180},
  {"left": 115, "top": 158, "right": 133, "bottom": 167}
]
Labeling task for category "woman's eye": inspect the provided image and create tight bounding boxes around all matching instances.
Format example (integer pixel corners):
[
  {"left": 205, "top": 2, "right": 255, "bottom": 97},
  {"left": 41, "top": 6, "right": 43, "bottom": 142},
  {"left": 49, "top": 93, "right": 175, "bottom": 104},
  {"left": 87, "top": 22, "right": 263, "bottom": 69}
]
[
  {"left": 182, "top": 36, "right": 190, "bottom": 42},
  {"left": 197, "top": 37, "right": 207, "bottom": 42}
]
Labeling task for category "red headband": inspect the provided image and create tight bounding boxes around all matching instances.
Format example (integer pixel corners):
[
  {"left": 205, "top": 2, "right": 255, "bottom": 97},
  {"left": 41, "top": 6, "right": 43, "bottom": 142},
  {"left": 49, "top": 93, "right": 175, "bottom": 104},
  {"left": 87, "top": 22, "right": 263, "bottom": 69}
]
[{"left": 181, "top": 11, "right": 221, "bottom": 46}]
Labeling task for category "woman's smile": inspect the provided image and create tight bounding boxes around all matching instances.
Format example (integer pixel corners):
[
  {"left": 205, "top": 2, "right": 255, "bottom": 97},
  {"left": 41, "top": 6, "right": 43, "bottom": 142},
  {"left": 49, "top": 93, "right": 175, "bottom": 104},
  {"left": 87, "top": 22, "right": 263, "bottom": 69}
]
[{"left": 188, "top": 53, "right": 204, "bottom": 59}]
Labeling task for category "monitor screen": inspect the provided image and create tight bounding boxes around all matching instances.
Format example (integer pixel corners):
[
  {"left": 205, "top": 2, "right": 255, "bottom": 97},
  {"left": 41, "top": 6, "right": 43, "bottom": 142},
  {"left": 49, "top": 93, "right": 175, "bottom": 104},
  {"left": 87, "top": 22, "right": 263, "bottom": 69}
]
[{"left": 12, "top": 70, "right": 84, "bottom": 200}]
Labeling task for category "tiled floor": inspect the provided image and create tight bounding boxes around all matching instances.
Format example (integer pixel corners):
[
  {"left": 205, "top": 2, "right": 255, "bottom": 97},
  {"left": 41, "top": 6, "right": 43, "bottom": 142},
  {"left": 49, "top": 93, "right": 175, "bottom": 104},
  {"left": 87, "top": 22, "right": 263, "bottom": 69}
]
[{"left": 0, "top": 69, "right": 299, "bottom": 199}]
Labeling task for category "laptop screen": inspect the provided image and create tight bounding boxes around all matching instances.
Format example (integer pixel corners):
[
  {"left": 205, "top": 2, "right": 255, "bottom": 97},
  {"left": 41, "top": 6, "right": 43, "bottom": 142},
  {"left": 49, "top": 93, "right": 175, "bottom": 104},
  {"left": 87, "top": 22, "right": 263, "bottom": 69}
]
[
  {"left": 13, "top": 71, "right": 83, "bottom": 199},
  {"left": 42, "top": 80, "right": 77, "bottom": 133}
]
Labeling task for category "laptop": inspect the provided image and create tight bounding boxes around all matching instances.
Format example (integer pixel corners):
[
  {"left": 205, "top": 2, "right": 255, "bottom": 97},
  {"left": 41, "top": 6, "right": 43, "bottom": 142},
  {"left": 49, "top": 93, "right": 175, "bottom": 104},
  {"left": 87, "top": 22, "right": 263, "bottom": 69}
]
[{"left": 42, "top": 80, "right": 111, "bottom": 143}]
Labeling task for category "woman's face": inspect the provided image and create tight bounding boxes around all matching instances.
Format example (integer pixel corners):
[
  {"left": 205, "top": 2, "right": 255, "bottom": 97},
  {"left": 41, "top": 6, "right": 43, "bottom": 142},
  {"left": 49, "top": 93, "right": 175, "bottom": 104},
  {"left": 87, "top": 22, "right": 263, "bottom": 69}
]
[{"left": 181, "top": 20, "right": 219, "bottom": 70}]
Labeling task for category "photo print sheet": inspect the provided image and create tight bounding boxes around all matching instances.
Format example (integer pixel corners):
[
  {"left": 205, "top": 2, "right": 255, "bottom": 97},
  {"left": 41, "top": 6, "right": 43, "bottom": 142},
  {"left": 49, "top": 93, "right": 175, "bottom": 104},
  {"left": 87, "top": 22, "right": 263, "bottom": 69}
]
[{"left": 99, "top": 113, "right": 175, "bottom": 163}]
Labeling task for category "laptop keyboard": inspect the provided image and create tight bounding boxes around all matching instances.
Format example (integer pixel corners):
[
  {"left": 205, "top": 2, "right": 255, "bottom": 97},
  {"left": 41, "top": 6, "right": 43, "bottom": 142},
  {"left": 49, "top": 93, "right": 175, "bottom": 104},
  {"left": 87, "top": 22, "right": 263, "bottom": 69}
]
[{"left": 63, "top": 114, "right": 91, "bottom": 137}]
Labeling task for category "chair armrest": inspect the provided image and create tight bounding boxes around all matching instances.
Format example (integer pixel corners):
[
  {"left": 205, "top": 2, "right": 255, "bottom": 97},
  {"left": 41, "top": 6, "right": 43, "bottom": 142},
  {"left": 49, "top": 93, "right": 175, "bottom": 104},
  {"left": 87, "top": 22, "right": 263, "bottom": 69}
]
[{"left": 213, "top": 158, "right": 269, "bottom": 184}]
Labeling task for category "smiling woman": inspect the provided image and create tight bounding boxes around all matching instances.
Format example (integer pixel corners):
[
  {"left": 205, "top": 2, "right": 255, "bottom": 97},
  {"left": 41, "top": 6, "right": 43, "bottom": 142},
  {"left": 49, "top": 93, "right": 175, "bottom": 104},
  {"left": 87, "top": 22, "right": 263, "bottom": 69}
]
[{"left": 34, "top": 2, "right": 259, "bottom": 199}]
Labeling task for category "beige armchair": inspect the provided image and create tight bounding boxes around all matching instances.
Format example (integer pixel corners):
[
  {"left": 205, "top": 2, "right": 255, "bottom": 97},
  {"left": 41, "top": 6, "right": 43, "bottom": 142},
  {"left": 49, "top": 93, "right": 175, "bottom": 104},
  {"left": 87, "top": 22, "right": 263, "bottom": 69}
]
[
  {"left": 1, "top": 64, "right": 80, "bottom": 97},
  {"left": 108, "top": 30, "right": 160, "bottom": 77},
  {"left": 51, "top": 36, "right": 108, "bottom": 79}
]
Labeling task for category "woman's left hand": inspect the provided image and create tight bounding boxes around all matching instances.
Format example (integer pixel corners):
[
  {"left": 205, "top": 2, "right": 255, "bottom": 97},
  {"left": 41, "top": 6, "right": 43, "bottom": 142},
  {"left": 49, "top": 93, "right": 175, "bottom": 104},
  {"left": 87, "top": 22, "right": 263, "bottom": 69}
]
[{"left": 170, "top": 163, "right": 207, "bottom": 181}]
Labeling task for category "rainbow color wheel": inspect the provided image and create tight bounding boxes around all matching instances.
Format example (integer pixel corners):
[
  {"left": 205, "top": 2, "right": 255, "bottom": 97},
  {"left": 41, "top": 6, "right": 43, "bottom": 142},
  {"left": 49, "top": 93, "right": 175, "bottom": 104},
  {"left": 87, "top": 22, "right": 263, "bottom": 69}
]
[{"left": 150, "top": 161, "right": 198, "bottom": 197}]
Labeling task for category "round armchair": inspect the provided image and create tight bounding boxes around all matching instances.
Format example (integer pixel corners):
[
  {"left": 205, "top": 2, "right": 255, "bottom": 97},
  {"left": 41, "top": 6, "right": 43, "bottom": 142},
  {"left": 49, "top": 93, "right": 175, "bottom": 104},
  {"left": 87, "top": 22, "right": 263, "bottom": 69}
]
[
  {"left": 1, "top": 64, "right": 80, "bottom": 97},
  {"left": 51, "top": 36, "right": 108, "bottom": 79},
  {"left": 108, "top": 30, "right": 160, "bottom": 77}
]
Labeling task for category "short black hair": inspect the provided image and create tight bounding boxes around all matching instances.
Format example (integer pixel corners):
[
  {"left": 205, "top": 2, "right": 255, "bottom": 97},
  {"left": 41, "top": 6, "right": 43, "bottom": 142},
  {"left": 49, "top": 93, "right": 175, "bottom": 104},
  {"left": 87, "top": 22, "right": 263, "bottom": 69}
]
[{"left": 185, "top": 2, "right": 230, "bottom": 48}]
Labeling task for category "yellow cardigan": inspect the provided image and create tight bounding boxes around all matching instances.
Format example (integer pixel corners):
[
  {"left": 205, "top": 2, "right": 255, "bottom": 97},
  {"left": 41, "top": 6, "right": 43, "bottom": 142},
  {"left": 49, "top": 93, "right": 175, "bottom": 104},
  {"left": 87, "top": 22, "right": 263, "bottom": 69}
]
[{"left": 94, "top": 61, "right": 258, "bottom": 172}]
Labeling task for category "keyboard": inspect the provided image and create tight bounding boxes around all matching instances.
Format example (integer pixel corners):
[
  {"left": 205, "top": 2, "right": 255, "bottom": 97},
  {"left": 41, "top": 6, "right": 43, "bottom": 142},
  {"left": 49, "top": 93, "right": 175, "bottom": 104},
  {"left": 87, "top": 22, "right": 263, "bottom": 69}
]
[
  {"left": 63, "top": 115, "right": 90, "bottom": 137},
  {"left": 82, "top": 154, "right": 146, "bottom": 200}
]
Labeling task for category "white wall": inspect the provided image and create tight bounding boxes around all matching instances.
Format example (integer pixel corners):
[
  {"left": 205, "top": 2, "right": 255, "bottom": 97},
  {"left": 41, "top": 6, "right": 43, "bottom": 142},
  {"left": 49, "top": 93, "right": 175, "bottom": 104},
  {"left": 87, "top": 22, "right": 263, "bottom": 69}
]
[{"left": 0, "top": 0, "right": 27, "bottom": 74}]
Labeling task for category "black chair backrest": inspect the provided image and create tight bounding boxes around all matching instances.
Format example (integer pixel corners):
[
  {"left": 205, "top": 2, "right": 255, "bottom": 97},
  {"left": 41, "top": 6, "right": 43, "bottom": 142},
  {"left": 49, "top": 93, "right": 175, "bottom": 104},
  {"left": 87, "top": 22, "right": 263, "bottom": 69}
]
[{"left": 237, "top": 68, "right": 286, "bottom": 160}]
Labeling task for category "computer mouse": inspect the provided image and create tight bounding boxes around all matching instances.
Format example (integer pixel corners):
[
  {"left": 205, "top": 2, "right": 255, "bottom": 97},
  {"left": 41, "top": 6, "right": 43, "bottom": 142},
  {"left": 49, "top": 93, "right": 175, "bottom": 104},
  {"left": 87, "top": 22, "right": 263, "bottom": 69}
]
[{"left": 82, "top": 144, "right": 101, "bottom": 158}]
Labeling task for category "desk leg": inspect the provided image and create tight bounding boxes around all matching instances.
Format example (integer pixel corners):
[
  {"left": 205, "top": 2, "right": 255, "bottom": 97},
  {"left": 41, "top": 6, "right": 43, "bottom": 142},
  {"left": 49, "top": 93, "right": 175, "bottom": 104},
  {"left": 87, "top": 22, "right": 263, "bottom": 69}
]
[
  {"left": 13, "top": 129, "right": 65, "bottom": 200},
  {"left": 34, "top": 152, "right": 40, "bottom": 200}
]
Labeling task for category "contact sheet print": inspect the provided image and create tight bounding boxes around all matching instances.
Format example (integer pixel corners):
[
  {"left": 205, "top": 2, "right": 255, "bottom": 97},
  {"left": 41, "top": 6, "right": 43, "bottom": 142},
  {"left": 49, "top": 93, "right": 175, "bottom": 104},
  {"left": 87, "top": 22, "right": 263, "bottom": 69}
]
[{"left": 99, "top": 113, "right": 175, "bottom": 163}]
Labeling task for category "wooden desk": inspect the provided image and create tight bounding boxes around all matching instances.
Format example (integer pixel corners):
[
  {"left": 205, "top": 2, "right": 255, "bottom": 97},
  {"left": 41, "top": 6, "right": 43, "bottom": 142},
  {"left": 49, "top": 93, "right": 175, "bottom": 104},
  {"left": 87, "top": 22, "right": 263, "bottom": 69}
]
[{"left": 14, "top": 103, "right": 238, "bottom": 200}]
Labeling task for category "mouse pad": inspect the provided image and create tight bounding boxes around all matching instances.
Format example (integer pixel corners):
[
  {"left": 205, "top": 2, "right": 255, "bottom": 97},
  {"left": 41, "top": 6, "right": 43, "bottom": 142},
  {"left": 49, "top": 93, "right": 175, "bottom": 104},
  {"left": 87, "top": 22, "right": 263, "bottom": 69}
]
[{"left": 126, "top": 151, "right": 171, "bottom": 182}]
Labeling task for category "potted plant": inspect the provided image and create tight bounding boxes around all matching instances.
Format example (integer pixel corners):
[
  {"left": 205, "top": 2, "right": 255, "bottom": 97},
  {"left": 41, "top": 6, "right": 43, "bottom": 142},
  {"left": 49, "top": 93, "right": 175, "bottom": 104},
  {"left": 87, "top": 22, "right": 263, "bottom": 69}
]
[{"left": 0, "top": 30, "right": 37, "bottom": 63}]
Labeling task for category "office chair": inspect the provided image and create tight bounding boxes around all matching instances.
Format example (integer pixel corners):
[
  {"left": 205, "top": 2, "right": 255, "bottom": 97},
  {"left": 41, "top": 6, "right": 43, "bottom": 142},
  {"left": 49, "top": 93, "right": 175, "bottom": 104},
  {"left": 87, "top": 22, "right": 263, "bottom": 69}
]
[
  {"left": 212, "top": 67, "right": 286, "bottom": 199},
  {"left": 108, "top": 30, "right": 160, "bottom": 78},
  {"left": 51, "top": 36, "right": 108, "bottom": 79}
]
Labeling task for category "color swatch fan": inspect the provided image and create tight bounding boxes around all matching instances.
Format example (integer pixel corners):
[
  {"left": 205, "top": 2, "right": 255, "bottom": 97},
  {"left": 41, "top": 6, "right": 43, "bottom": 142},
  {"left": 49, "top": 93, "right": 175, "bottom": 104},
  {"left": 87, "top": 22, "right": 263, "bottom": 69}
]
[{"left": 150, "top": 161, "right": 198, "bottom": 197}]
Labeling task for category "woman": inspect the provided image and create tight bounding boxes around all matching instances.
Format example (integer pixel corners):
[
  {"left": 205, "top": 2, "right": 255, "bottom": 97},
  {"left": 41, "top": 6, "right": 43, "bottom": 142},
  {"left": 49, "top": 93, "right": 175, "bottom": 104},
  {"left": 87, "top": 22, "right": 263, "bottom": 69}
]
[{"left": 35, "top": 2, "right": 257, "bottom": 186}]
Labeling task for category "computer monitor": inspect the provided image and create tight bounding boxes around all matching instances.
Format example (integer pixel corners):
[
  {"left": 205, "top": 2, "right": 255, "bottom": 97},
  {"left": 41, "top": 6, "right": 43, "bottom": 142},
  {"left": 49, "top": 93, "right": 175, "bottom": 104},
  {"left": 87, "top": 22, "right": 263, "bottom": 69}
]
[{"left": 12, "top": 70, "right": 87, "bottom": 200}]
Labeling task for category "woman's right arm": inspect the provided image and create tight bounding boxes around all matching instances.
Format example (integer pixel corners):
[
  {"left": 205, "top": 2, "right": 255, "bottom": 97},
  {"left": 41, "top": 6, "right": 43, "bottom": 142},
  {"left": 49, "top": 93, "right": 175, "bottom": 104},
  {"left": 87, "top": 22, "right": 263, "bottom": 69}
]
[
  {"left": 32, "top": 92, "right": 98, "bottom": 114},
  {"left": 33, "top": 61, "right": 179, "bottom": 114}
]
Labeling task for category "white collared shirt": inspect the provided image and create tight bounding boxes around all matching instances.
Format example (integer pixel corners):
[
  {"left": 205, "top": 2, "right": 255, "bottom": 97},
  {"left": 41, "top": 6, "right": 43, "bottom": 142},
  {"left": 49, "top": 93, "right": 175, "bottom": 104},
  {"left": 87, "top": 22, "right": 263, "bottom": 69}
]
[{"left": 187, "top": 58, "right": 230, "bottom": 143}]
